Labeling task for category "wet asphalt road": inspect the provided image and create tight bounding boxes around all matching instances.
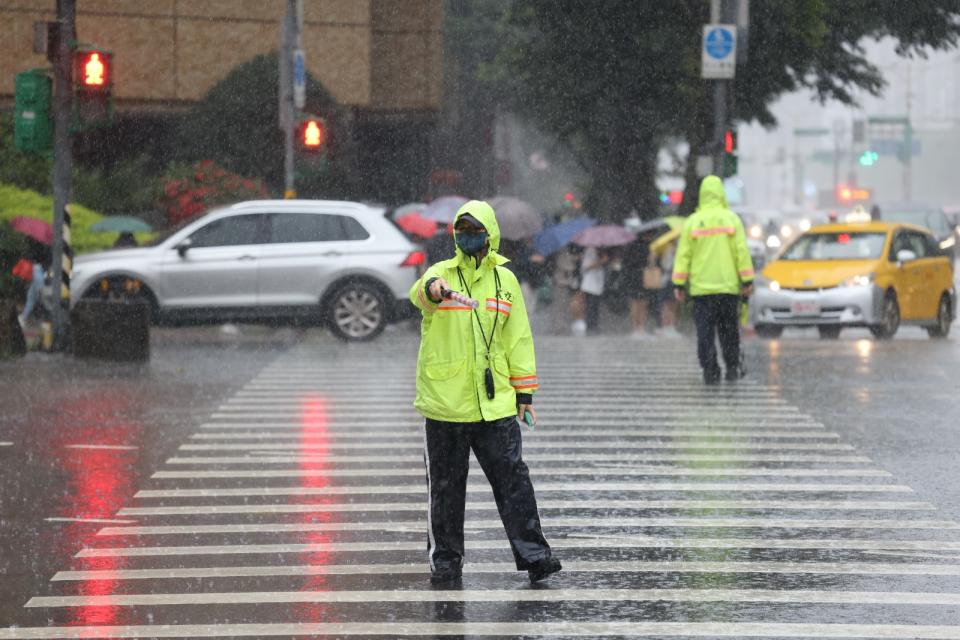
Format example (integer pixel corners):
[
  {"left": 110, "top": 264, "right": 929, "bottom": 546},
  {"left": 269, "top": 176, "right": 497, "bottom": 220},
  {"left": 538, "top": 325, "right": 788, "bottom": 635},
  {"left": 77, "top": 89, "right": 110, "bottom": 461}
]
[{"left": 0, "top": 321, "right": 959, "bottom": 638}]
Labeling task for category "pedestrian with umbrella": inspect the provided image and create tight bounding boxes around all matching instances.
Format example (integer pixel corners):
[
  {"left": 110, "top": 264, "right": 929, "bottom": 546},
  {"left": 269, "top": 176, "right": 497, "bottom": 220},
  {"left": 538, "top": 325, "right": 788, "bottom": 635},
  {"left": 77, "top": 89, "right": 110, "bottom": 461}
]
[
  {"left": 569, "top": 224, "right": 636, "bottom": 336},
  {"left": 9, "top": 217, "right": 53, "bottom": 328},
  {"left": 90, "top": 215, "right": 152, "bottom": 248}
]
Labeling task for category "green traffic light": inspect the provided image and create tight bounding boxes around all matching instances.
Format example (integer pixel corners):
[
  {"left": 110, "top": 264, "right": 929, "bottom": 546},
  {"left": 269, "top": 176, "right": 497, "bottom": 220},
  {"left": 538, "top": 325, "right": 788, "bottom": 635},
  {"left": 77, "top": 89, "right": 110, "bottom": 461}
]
[{"left": 859, "top": 150, "right": 879, "bottom": 167}]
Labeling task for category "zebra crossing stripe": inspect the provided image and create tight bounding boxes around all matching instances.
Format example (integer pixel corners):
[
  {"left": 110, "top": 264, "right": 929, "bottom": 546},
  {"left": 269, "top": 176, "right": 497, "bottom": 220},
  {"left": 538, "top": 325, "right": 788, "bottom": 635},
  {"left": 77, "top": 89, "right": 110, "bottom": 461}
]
[
  {"left": 94, "top": 517, "right": 960, "bottom": 537},
  {"left": 74, "top": 536, "right": 960, "bottom": 558},
  {"left": 132, "top": 482, "right": 911, "bottom": 499},
  {"left": 187, "top": 429, "right": 838, "bottom": 440},
  {"left": 178, "top": 441, "right": 856, "bottom": 452},
  {"left": 50, "top": 559, "right": 960, "bottom": 582},
  {"left": 4, "top": 621, "right": 960, "bottom": 639},
  {"left": 150, "top": 467, "right": 887, "bottom": 479},
  {"left": 116, "top": 499, "right": 935, "bottom": 517},
  {"left": 165, "top": 453, "right": 873, "bottom": 464},
  {"left": 25, "top": 587, "right": 960, "bottom": 608}
]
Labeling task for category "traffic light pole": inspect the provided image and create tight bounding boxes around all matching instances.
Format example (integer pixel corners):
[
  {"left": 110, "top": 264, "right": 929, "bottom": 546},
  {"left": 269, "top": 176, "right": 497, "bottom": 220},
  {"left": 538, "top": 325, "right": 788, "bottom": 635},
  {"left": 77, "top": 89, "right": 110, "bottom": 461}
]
[
  {"left": 711, "top": 0, "right": 733, "bottom": 176},
  {"left": 279, "top": 0, "right": 298, "bottom": 199},
  {"left": 50, "top": 0, "right": 75, "bottom": 350}
]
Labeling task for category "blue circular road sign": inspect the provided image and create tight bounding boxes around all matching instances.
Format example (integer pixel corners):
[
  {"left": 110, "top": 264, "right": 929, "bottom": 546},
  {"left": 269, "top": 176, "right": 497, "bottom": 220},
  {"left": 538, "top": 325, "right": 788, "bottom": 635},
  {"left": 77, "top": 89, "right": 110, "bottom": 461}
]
[{"left": 705, "top": 27, "right": 734, "bottom": 60}]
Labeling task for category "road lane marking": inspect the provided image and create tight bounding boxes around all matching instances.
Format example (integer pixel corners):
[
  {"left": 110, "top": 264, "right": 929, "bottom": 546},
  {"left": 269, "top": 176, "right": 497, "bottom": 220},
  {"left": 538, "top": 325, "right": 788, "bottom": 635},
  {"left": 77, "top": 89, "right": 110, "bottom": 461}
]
[
  {"left": 150, "top": 467, "right": 888, "bottom": 479},
  {"left": 45, "top": 517, "right": 138, "bottom": 525},
  {"left": 63, "top": 444, "right": 139, "bottom": 451},
  {"left": 199, "top": 420, "right": 827, "bottom": 429},
  {"left": 26, "top": 587, "right": 960, "bottom": 608},
  {"left": 117, "top": 499, "right": 936, "bottom": 517},
  {"left": 74, "top": 537, "right": 960, "bottom": 558},
  {"left": 133, "top": 482, "right": 912, "bottom": 499},
  {"left": 0, "top": 442, "right": 13, "bottom": 447},
  {"left": 95, "top": 517, "right": 960, "bottom": 537},
  {"left": 51, "top": 559, "right": 960, "bottom": 582}
]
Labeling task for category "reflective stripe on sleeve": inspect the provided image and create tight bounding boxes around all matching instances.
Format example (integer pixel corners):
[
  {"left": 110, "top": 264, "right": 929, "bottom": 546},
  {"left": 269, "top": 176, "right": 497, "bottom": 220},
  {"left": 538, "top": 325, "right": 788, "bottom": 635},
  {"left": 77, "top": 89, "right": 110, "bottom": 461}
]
[
  {"left": 739, "top": 268, "right": 755, "bottom": 279},
  {"left": 510, "top": 375, "right": 539, "bottom": 390},
  {"left": 485, "top": 298, "right": 512, "bottom": 316}
]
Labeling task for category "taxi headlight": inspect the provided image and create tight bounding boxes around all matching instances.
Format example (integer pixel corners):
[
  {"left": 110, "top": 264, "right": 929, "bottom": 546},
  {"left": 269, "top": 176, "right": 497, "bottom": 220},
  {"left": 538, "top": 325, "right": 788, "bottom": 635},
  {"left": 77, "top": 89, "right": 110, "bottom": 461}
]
[
  {"left": 940, "top": 236, "right": 956, "bottom": 250},
  {"left": 769, "top": 280, "right": 781, "bottom": 292},
  {"left": 840, "top": 273, "right": 875, "bottom": 287},
  {"left": 799, "top": 219, "right": 812, "bottom": 232}
]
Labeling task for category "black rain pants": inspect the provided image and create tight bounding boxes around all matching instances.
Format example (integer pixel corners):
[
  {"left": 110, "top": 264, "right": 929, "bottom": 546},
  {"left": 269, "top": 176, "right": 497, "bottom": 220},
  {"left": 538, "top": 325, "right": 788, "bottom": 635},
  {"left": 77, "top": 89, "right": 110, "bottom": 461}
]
[
  {"left": 692, "top": 294, "right": 741, "bottom": 379},
  {"left": 423, "top": 416, "right": 552, "bottom": 572}
]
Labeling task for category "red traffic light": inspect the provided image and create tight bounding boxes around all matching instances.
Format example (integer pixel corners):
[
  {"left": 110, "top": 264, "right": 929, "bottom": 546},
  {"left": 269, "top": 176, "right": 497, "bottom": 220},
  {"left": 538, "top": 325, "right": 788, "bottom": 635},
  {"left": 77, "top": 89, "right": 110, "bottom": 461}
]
[
  {"left": 74, "top": 49, "right": 112, "bottom": 90},
  {"left": 298, "top": 117, "right": 326, "bottom": 152},
  {"left": 724, "top": 129, "right": 736, "bottom": 154}
]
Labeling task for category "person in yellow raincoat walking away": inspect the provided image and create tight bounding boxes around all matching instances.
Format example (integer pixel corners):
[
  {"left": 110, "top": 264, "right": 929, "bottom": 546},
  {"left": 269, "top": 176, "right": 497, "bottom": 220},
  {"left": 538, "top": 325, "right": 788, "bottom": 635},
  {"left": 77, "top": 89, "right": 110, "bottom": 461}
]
[
  {"left": 672, "top": 176, "right": 755, "bottom": 384},
  {"left": 409, "top": 200, "right": 561, "bottom": 585}
]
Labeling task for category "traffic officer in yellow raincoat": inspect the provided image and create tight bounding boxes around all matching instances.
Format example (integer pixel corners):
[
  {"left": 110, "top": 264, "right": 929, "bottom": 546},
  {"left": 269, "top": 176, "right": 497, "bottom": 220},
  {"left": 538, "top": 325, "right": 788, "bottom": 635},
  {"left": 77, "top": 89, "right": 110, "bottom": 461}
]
[
  {"left": 672, "top": 176, "right": 755, "bottom": 384},
  {"left": 410, "top": 200, "right": 561, "bottom": 585}
]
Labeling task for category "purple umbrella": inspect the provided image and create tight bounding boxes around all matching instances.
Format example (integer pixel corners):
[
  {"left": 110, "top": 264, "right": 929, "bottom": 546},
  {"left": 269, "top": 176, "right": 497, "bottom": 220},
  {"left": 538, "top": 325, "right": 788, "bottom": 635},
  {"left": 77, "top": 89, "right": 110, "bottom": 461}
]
[
  {"left": 571, "top": 224, "right": 636, "bottom": 248},
  {"left": 422, "top": 196, "right": 469, "bottom": 223}
]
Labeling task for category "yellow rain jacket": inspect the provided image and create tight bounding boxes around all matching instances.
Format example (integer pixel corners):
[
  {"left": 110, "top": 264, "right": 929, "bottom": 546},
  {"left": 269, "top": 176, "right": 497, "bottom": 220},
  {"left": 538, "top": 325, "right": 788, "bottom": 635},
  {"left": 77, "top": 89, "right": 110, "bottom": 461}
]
[
  {"left": 672, "top": 176, "right": 755, "bottom": 296},
  {"left": 410, "top": 200, "right": 538, "bottom": 423}
]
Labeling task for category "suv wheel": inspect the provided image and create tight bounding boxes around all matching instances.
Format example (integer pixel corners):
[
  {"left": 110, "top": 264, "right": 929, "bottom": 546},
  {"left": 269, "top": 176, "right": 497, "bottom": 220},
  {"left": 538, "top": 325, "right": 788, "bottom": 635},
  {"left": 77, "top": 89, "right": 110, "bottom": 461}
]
[
  {"left": 926, "top": 295, "right": 952, "bottom": 339},
  {"left": 870, "top": 292, "right": 899, "bottom": 340},
  {"left": 327, "top": 282, "right": 387, "bottom": 342}
]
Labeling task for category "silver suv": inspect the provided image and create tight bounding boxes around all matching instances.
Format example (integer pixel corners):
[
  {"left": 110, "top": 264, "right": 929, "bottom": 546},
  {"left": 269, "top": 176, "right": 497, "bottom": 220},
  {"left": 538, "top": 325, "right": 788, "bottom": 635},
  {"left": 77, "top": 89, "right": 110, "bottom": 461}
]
[{"left": 71, "top": 200, "right": 424, "bottom": 341}]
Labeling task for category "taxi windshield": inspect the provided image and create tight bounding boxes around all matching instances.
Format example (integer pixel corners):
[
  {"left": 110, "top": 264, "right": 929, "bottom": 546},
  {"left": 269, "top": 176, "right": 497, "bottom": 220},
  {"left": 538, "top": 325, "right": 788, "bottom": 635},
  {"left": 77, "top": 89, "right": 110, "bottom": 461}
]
[{"left": 781, "top": 232, "right": 887, "bottom": 261}]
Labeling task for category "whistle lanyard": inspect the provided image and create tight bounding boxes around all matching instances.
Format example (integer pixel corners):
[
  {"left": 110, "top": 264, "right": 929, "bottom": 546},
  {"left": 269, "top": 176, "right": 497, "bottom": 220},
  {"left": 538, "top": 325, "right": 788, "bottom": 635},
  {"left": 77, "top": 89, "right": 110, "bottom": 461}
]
[{"left": 456, "top": 266, "right": 501, "bottom": 361}]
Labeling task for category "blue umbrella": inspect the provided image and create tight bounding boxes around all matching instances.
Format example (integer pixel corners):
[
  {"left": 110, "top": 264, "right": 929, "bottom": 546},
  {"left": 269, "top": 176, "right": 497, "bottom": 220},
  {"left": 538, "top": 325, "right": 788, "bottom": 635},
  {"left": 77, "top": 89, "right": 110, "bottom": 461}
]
[{"left": 533, "top": 217, "right": 596, "bottom": 256}]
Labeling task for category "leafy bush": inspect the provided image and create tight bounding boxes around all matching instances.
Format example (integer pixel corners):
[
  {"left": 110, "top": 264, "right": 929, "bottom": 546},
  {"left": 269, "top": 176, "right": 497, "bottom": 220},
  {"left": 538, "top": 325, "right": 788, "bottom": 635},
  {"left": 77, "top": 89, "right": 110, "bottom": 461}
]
[
  {"left": 0, "top": 183, "right": 113, "bottom": 254},
  {"left": 0, "top": 220, "right": 27, "bottom": 299},
  {"left": 0, "top": 113, "right": 53, "bottom": 194},
  {"left": 158, "top": 160, "right": 268, "bottom": 226},
  {"left": 73, "top": 155, "right": 161, "bottom": 217}
]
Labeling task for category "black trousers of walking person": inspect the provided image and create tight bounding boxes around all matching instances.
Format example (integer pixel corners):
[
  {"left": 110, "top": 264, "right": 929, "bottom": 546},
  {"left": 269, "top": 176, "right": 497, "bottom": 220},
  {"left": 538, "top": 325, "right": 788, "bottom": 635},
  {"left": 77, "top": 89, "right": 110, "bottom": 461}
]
[
  {"left": 692, "top": 294, "right": 741, "bottom": 383},
  {"left": 423, "top": 416, "right": 552, "bottom": 573}
]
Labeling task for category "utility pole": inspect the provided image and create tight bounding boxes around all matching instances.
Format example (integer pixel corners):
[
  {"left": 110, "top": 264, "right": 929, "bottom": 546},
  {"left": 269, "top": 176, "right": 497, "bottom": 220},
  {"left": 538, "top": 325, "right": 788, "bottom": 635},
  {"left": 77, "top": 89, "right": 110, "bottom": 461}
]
[
  {"left": 903, "top": 64, "right": 913, "bottom": 202},
  {"left": 278, "top": 0, "right": 301, "bottom": 199},
  {"left": 50, "top": 0, "right": 75, "bottom": 350},
  {"left": 710, "top": 0, "right": 725, "bottom": 175}
]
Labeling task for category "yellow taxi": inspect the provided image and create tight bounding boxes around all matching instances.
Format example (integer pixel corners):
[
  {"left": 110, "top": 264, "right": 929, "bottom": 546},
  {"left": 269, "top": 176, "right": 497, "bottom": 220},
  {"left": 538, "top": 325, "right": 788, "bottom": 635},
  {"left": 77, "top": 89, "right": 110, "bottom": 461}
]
[{"left": 752, "top": 221, "right": 955, "bottom": 339}]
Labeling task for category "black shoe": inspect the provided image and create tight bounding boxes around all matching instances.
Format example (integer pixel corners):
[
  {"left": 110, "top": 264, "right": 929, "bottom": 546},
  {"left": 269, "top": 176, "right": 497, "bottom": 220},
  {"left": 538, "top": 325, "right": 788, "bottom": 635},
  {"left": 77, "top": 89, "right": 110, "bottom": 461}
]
[
  {"left": 429, "top": 566, "right": 462, "bottom": 585},
  {"left": 725, "top": 367, "right": 740, "bottom": 381},
  {"left": 527, "top": 557, "right": 562, "bottom": 583},
  {"left": 703, "top": 371, "right": 721, "bottom": 385}
]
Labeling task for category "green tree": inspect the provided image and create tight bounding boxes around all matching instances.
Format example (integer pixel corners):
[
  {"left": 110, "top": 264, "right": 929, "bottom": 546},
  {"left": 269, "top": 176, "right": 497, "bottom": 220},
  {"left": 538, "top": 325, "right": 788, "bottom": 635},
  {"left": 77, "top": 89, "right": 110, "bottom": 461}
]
[
  {"left": 491, "top": 1, "right": 960, "bottom": 219},
  {"left": 0, "top": 113, "right": 52, "bottom": 194},
  {"left": 174, "top": 53, "right": 360, "bottom": 199}
]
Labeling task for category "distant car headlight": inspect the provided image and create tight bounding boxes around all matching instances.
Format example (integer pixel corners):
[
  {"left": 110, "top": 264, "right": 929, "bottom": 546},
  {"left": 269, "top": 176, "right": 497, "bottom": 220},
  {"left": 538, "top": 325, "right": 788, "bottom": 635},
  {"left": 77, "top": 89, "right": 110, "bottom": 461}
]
[
  {"left": 781, "top": 225, "right": 793, "bottom": 238},
  {"left": 840, "top": 273, "right": 875, "bottom": 287},
  {"left": 940, "top": 236, "right": 956, "bottom": 250},
  {"left": 749, "top": 224, "right": 762, "bottom": 239},
  {"left": 766, "top": 235, "right": 782, "bottom": 249}
]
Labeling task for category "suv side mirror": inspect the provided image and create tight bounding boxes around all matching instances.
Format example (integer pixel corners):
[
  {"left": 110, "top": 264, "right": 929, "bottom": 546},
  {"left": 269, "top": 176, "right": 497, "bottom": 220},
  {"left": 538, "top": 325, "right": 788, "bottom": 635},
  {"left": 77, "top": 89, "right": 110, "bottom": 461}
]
[
  {"left": 176, "top": 239, "right": 193, "bottom": 258},
  {"left": 896, "top": 249, "right": 917, "bottom": 264}
]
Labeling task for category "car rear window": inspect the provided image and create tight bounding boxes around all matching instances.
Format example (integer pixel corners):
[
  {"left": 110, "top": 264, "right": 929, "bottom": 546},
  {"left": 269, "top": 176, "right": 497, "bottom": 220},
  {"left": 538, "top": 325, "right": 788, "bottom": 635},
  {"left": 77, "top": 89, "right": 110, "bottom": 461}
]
[
  {"left": 781, "top": 232, "right": 887, "bottom": 260},
  {"left": 269, "top": 213, "right": 370, "bottom": 243}
]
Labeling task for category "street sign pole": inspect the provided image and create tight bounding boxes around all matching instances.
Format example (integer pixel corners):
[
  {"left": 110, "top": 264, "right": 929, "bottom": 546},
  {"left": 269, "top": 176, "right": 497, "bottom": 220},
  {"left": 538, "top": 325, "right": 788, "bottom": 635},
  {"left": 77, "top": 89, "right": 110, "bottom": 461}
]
[
  {"left": 50, "top": 0, "right": 75, "bottom": 351},
  {"left": 705, "top": 1, "right": 737, "bottom": 177},
  {"left": 280, "top": 1, "right": 297, "bottom": 199}
]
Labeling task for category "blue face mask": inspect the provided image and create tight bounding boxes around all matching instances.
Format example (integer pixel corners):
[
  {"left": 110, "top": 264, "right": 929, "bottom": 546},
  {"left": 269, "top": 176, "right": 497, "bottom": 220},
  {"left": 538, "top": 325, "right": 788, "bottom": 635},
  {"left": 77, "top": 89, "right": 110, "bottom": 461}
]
[{"left": 456, "top": 231, "right": 488, "bottom": 256}]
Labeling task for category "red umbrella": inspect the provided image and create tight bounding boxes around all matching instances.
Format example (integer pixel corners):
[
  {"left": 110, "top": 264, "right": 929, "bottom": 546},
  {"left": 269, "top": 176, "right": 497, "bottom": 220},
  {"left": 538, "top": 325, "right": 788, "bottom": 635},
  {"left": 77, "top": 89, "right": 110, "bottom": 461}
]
[
  {"left": 10, "top": 216, "right": 53, "bottom": 245},
  {"left": 396, "top": 212, "right": 439, "bottom": 239},
  {"left": 571, "top": 224, "right": 636, "bottom": 247}
]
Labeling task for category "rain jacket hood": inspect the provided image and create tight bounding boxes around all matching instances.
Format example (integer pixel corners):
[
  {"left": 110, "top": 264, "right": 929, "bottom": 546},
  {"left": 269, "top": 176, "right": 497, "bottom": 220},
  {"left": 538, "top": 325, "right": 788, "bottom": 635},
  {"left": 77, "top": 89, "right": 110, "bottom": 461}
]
[
  {"left": 453, "top": 200, "right": 504, "bottom": 266},
  {"left": 697, "top": 175, "right": 729, "bottom": 211},
  {"left": 672, "top": 175, "right": 755, "bottom": 296},
  {"left": 410, "top": 200, "right": 537, "bottom": 424}
]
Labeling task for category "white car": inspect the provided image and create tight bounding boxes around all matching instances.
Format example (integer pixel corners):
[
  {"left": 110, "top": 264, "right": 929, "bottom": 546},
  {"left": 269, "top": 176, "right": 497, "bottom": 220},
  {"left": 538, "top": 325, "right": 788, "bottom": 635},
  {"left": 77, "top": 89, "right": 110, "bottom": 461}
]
[{"left": 71, "top": 200, "right": 425, "bottom": 341}]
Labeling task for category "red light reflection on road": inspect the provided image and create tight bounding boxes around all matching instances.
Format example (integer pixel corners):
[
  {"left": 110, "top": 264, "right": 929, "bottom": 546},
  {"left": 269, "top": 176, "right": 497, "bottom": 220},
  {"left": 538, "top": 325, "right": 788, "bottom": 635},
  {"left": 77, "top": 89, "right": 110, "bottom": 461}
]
[
  {"left": 45, "top": 393, "right": 141, "bottom": 627},
  {"left": 295, "top": 395, "right": 338, "bottom": 622}
]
